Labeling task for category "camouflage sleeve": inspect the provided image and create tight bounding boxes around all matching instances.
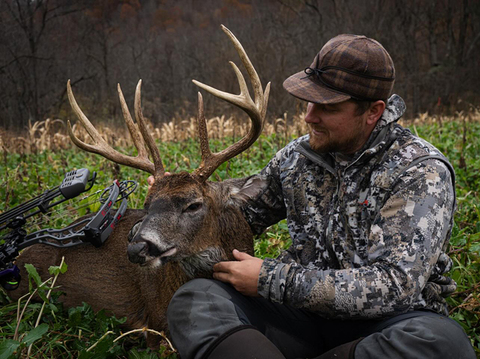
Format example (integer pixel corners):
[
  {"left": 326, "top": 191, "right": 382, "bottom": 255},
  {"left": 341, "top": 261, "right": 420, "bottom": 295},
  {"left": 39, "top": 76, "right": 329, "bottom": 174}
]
[
  {"left": 241, "top": 150, "right": 287, "bottom": 235},
  {"left": 257, "top": 159, "right": 455, "bottom": 319}
]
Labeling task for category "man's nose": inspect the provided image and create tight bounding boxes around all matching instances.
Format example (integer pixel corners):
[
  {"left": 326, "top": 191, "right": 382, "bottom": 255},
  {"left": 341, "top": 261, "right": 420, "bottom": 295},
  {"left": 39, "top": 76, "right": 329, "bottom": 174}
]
[{"left": 304, "top": 104, "right": 320, "bottom": 124}]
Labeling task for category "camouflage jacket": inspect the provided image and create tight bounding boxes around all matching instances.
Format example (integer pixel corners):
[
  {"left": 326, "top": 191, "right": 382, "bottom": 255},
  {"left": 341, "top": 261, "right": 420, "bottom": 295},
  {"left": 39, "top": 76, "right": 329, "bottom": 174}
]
[{"left": 244, "top": 94, "right": 456, "bottom": 319}]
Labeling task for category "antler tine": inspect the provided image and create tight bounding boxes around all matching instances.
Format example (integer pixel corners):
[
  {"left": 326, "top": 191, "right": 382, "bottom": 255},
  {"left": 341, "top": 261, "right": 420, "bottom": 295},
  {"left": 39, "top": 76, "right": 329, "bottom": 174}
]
[
  {"left": 117, "top": 82, "right": 148, "bottom": 159},
  {"left": 195, "top": 92, "right": 212, "bottom": 164},
  {"left": 134, "top": 80, "right": 165, "bottom": 179},
  {"left": 221, "top": 25, "right": 265, "bottom": 110},
  {"left": 192, "top": 25, "right": 271, "bottom": 180},
  {"left": 67, "top": 79, "right": 158, "bottom": 175}
]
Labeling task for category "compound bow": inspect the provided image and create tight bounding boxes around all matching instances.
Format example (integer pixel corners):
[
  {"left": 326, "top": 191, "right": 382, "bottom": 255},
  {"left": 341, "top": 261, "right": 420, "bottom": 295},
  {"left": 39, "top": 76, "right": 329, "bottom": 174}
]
[{"left": 0, "top": 169, "right": 137, "bottom": 290}]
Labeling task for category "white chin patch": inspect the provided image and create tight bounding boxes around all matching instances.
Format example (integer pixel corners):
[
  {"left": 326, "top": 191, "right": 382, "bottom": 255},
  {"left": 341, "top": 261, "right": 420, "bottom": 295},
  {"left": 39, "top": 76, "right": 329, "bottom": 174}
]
[
  {"left": 146, "top": 257, "right": 163, "bottom": 268},
  {"left": 143, "top": 248, "right": 177, "bottom": 269}
]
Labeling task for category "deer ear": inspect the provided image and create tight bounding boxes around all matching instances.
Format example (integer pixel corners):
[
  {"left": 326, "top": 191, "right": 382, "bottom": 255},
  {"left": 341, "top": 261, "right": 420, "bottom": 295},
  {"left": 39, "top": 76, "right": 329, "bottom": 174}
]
[{"left": 224, "top": 175, "right": 271, "bottom": 205}]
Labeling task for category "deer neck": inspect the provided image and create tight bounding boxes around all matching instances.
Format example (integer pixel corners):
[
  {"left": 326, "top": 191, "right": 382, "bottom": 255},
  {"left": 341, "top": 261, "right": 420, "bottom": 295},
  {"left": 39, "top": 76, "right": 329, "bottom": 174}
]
[{"left": 179, "top": 246, "right": 226, "bottom": 279}]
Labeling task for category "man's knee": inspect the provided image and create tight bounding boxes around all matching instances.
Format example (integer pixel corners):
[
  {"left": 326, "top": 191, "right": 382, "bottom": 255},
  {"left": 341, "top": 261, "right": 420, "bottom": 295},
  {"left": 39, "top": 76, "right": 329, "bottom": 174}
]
[
  {"left": 356, "top": 314, "right": 476, "bottom": 359},
  {"left": 167, "top": 278, "right": 215, "bottom": 318},
  {"left": 167, "top": 279, "right": 245, "bottom": 359},
  {"left": 167, "top": 278, "right": 237, "bottom": 321}
]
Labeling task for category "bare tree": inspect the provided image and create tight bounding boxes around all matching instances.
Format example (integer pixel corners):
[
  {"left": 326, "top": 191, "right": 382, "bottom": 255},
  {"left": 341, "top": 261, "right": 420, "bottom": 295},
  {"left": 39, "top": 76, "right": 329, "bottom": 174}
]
[
  {"left": 0, "top": 0, "right": 85, "bottom": 127},
  {"left": 0, "top": 0, "right": 479, "bottom": 130}
]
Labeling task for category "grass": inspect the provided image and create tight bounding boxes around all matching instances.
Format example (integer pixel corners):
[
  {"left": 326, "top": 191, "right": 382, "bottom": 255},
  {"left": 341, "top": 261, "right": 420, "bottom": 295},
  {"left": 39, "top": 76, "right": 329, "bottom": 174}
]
[{"left": 0, "top": 112, "right": 479, "bottom": 357}]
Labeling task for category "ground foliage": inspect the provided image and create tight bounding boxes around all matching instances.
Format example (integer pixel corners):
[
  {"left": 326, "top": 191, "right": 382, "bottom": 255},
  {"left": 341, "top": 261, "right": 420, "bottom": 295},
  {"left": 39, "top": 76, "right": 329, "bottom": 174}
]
[{"left": 0, "top": 119, "right": 479, "bottom": 357}]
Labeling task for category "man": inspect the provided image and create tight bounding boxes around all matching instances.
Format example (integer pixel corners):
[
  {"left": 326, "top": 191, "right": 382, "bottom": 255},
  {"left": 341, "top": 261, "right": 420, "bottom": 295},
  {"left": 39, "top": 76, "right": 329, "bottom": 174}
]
[{"left": 165, "top": 35, "right": 476, "bottom": 358}]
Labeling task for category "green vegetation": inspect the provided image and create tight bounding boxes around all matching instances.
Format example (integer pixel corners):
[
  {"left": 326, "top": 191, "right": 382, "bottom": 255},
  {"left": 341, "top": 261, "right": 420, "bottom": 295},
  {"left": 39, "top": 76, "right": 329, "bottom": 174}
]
[{"left": 0, "top": 120, "right": 479, "bottom": 357}]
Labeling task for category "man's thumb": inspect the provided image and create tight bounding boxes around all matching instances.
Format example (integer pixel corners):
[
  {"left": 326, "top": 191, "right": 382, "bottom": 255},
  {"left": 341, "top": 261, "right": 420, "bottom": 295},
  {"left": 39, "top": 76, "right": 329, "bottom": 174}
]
[{"left": 232, "top": 249, "right": 250, "bottom": 261}]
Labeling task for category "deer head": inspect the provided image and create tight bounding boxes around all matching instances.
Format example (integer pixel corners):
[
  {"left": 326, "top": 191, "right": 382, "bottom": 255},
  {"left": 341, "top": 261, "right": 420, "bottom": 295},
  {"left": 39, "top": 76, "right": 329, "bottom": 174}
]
[{"left": 67, "top": 25, "right": 271, "bottom": 277}]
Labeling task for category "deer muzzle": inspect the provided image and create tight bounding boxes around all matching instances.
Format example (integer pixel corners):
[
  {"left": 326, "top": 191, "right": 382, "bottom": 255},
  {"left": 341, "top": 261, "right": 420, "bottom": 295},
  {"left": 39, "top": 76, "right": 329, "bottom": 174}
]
[
  {"left": 127, "top": 241, "right": 149, "bottom": 264},
  {"left": 127, "top": 219, "right": 179, "bottom": 266},
  {"left": 128, "top": 237, "right": 179, "bottom": 265}
]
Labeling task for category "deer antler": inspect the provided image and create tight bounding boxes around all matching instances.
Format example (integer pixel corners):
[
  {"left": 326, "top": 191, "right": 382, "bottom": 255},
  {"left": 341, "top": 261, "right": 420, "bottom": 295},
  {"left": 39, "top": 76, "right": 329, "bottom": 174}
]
[
  {"left": 67, "top": 80, "right": 165, "bottom": 179},
  {"left": 192, "top": 25, "right": 271, "bottom": 181},
  {"left": 67, "top": 26, "right": 268, "bottom": 183}
]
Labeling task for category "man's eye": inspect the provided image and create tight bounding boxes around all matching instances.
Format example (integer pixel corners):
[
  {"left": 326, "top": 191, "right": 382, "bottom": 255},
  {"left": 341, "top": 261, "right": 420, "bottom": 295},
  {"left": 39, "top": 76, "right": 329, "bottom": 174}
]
[
  {"left": 323, "top": 106, "right": 336, "bottom": 112},
  {"left": 318, "top": 105, "right": 335, "bottom": 112}
]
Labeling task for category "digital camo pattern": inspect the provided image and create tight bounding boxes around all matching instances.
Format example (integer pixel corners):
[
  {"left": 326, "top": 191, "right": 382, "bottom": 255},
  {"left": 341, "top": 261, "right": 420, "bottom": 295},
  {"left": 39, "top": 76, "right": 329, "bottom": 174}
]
[{"left": 244, "top": 94, "right": 457, "bottom": 319}]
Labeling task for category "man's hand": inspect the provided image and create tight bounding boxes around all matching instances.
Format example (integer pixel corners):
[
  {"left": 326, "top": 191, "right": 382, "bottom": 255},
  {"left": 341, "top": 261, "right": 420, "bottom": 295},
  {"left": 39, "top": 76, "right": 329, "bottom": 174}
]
[
  {"left": 213, "top": 249, "right": 263, "bottom": 297},
  {"left": 147, "top": 175, "right": 155, "bottom": 191}
]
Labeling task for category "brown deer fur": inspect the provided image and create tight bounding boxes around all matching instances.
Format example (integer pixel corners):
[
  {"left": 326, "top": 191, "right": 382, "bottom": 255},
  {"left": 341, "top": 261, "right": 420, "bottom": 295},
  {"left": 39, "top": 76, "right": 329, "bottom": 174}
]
[{"left": 9, "top": 173, "right": 268, "bottom": 347}]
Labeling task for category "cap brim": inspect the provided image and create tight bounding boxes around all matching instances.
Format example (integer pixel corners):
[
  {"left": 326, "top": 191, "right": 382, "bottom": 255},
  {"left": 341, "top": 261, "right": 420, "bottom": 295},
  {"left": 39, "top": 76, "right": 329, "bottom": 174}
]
[{"left": 283, "top": 70, "right": 351, "bottom": 104}]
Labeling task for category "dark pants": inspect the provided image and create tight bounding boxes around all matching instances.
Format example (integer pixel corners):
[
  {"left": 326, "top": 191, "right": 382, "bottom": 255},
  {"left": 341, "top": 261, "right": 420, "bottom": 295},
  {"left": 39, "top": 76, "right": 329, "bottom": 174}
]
[{"left": 167, "top": 278, "right": 476, "bottom": 359}]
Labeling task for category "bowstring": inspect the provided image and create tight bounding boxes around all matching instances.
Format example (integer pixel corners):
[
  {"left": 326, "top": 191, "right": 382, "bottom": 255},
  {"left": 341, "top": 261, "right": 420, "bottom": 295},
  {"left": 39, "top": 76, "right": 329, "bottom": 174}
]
[
  {"left": 11, "top": 189, "right": 106, "bottom": 234},
  {"left": 1, "top": 180, "right": 139, "bottom": 239}
]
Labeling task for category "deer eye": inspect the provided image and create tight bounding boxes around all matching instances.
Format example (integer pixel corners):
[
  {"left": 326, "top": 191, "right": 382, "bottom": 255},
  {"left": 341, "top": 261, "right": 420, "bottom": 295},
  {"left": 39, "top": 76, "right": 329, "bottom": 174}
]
[{"left": 183, "top": 202, "right": 203, "bottom": 213}]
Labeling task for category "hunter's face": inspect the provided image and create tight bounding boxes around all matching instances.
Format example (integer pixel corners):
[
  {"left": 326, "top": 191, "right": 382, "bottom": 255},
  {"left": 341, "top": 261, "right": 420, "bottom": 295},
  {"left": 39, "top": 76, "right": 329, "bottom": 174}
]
[{"left": 304, "top": 100, "right": 372, "bottom": 155}]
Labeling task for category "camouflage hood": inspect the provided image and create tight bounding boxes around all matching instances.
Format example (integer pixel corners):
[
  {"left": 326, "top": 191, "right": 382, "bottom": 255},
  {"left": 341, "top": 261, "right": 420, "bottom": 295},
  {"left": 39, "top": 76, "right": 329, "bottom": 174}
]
[{"left": 244, "top": 94, "right": 456, "bottom": 319}]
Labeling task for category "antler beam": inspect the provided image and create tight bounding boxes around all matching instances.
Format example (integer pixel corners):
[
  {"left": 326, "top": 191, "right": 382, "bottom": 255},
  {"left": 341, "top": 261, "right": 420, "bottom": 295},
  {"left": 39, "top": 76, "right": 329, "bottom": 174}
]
[
  {"left": 192, "top": 25, "right": 271, "bottom": 181},
  {"left": 67, "top": 25, "right": 269, "bottom": 183},
  {"left": 67, "top": 80, "right": 165, "bottom": 179}
]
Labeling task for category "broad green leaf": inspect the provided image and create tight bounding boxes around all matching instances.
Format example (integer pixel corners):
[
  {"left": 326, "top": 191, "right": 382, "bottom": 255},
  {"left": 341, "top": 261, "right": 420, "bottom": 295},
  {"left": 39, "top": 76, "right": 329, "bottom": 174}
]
[
  {"left": 0, "top": 339, "right": 20, "bottom": 359},
  {"left": 48, "top": 261, "right": 68, "bottom": 276},
  {"left": 22, "top": 323, "right": 49, "bottom": 345},
  {"left": 24, "top": 263, "right": 42, "bottom": 287}
]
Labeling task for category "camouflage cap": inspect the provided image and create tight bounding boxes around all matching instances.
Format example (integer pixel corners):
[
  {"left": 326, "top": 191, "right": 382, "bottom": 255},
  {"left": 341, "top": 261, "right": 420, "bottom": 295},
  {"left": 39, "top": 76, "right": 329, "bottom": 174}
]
[{"left": 283, "top": 34, "right": 395, "bottom": 104}]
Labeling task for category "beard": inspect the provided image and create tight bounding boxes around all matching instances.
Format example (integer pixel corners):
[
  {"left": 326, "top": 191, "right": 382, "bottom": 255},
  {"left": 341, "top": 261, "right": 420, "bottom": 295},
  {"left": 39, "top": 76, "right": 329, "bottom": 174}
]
[
  {"left": 309, "top": 132, "right": 339, "bottom": 153},
  {"left": 308, "top": 121, "right": 367, "bottom": 154}
]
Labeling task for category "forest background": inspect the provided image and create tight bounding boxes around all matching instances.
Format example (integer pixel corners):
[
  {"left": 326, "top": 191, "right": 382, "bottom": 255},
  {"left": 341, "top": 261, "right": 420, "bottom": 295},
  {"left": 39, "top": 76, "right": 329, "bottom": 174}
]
[
  {"left": 1, "top": 0, "right": 480, "bottom": 357},
  {"left": 1, "top": 0, "right": 480, "bottom": 131}
]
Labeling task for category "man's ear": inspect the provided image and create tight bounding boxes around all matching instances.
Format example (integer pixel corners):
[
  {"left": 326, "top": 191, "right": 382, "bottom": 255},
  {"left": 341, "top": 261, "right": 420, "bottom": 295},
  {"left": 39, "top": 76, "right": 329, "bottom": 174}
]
[
  {"left": 366, "top": 100, "right": 386, "bottom": 126},
  {"left": 222, "top": 175, "right": 271, "bottom": 206}
]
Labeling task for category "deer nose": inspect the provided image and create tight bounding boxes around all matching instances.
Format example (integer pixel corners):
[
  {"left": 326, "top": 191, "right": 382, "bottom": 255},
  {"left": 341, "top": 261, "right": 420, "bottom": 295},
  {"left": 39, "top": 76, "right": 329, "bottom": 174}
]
[
  {"left": 127, "top": 241, "right": 148, "bottom": 264},
  {"left": 128, "top": 221, "right": 143, "bottom": 242}
]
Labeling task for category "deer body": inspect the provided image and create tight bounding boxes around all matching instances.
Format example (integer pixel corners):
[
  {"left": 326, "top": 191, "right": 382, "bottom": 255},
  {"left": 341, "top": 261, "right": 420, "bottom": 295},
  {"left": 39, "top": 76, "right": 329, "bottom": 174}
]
[
  {"left": 9, "top": 174, "right": 266, "bottom": 346},
  {"left": 7, "top": 25, "right": 270, "bottom": 347}
]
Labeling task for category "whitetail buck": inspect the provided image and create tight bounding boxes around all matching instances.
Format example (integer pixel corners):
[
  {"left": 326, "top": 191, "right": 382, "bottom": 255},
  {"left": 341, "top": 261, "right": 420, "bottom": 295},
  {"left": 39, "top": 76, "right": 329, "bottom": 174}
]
[{"left": 8, "top": 25, "right": 271, "bottom": 347}]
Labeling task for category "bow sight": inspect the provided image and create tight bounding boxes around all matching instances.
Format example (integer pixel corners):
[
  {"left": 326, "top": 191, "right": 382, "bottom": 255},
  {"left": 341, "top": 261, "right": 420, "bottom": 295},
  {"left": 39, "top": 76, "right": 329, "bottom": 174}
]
[{"left": 0, "top": 169, "right": 137, "bottom": 290}]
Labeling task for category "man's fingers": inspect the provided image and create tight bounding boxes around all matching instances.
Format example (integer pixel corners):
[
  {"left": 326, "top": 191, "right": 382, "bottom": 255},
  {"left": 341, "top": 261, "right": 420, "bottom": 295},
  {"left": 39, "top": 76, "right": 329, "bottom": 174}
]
[
  {"left": 213, "top": 250, "right": 255, "bottom": 275},
  {"left": 147, "top": 172, "right": 172, "bottom": 191},
  {"left": 213, "top": 255, "right": 263, "bottom": 297},
  {"left": 147, "top": 176, "right": 155, "bottom": 186},
  {"left": 213, "top": 261, "right": 234, "bottom": 273},
  {"left": 232, "top": 249, "right": 252, "bottom": 261},
  {"left": 212, "top": 271, "right": 230, "bottom": 282},
  {"left": 213, "top": 262, "right": 223, "bottom": 273}
]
